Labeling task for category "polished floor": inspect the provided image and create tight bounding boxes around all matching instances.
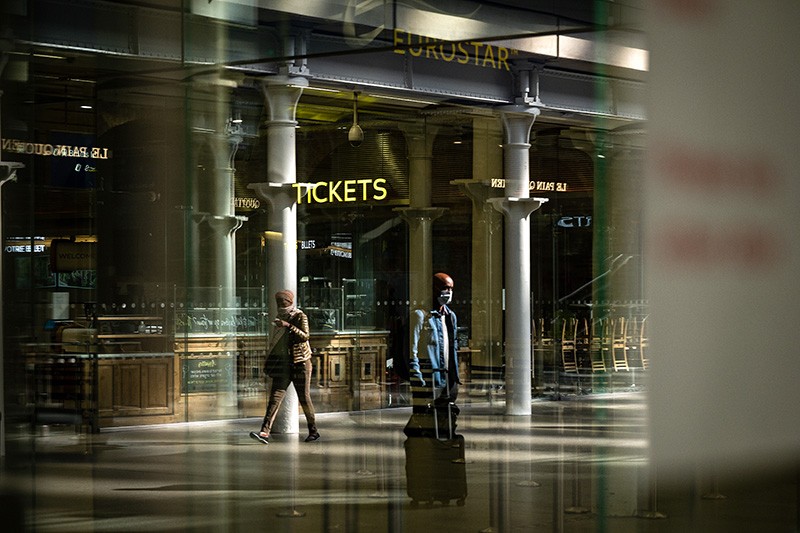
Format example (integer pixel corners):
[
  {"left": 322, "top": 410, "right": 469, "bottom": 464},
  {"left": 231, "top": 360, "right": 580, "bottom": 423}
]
[{"left": 1, "top": 390, "right": 797, "bottom": 532}]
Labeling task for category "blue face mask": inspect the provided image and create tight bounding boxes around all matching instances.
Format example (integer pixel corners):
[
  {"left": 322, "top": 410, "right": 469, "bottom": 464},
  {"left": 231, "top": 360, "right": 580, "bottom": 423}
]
[{"left": 437, "top": 290, "right": 452, "bottom": 306}]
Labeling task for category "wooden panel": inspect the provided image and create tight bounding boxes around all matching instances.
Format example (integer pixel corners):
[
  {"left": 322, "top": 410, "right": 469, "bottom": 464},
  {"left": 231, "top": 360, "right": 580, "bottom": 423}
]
[
  {"left": 117, "top": 363, "right": 142, "bottom": 409},
  {"left": 97, "top": 362, "right": 114, "bottom": 412},
  {"left": 144, "top": 361, "right": 170, "bottom": 409}
]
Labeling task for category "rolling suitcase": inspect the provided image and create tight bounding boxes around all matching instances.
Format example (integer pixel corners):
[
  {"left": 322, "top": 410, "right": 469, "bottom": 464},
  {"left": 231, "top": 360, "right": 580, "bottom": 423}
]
[
  {"left": 404, "top": 433, "right": 467, "bottom": 506},
  {"left": 404, "top": 369, "right": 467, "bottom": 506}
]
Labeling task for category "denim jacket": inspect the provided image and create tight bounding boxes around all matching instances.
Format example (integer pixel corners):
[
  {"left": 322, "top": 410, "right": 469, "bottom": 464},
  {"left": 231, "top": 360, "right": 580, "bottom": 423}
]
[{"left": 409, "top": 306, "right": 459, "bottom": 388}]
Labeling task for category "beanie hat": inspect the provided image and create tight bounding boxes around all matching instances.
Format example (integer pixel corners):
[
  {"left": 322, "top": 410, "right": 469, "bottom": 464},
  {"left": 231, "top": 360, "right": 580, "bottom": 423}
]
[
  {"left": 275, "top": 290, "right": 294, "bottom": 303},
  {"left": 433, "top": 273, "right": 453, "bottom": 291}
]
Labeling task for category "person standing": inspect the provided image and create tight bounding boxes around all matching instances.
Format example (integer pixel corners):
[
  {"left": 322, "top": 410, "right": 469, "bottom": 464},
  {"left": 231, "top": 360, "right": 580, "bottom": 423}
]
[
  {"left": 250, "top": 290, "right": 320, "bottom": 444},
  {"left": 408, "top": 272, "right": 461, "bottom": 415}
]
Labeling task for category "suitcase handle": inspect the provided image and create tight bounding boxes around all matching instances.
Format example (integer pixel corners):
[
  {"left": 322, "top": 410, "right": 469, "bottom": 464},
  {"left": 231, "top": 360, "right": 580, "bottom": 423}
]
[{"left": 427, "top": 369, "right": 453, "bottom": 440}]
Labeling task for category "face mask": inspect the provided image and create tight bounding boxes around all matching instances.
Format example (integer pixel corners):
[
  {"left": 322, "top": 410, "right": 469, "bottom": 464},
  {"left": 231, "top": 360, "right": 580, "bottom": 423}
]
[
  {"left": 437, "top": 290, "right": 452, "bottom": 306},
  {"left": 277, "top": 305, "right": 293, "bottom": 318}
]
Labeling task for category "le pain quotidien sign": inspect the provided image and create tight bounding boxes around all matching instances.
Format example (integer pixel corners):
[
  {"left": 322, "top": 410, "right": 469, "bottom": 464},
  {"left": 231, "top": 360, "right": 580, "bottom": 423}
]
[
  {"left": 2, "top": 138, "right": 111, "bottom": 159},
  {"left": 490, "top": 178, "right": 568, "bottom": 192}
]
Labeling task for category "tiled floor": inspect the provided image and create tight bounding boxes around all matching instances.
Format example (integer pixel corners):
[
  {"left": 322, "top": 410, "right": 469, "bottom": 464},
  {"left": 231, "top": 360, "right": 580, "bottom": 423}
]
[{"left": 1, "top": 391, "right": 796, "bottom": 532}]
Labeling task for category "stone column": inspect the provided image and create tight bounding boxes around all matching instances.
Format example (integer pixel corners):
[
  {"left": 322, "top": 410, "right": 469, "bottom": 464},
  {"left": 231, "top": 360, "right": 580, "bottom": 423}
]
[
  {"left": 453, "top": 117, "right": 505, "bottom": 392},
  {"left": 394, "top": 123, "right": 443, "bottom": 311},
  {"left": 453, "top": 178, "right": 502, "bottom": 391},
  {"left": 398, "top": 207, "right": 447, "bottom": 303},
  {"left": 248, "top": 75, "right": 306, "bottom": 434},
  {"left": 489, "top": 107, "right": 548, "bottom": 416},
  {"left": 191, "top": 130, "right": 247, "bottom": 306},
  {"left": 189, "top": 75, "right": 247, "bottom": 409}
]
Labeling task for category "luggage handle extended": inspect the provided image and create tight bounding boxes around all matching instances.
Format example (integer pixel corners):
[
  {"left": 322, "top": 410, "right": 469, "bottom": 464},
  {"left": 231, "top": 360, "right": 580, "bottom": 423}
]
[{"left": 427, "top": 368, "right": 453, "bottom": 440}]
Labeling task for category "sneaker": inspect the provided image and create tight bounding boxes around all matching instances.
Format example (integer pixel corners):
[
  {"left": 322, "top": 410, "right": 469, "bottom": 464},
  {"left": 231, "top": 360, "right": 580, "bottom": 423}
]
[
  {"left": 249, "top": 431, "right": 269, "bottom": 445},
  {"left": 304, "top": 431, "right": 320, "bottom": 442}
]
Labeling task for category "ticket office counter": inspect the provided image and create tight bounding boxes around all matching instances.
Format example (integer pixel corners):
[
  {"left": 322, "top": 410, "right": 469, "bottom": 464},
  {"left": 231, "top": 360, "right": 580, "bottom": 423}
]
[
  {"left": 177, "top": 330, "right": 389, "bottom": 419},
  {"left": 94, "top": 316, "right": 175, "bottom": 426},
  {"left": 25, "top": 314, "right": 176, "bottom": 431},
  {"left": 25, "top": 351, "right": 177, "bottom": 432},
  {"left": 27, "top": 327, "right": 390, "bottom": 429},
  {"left": 310, "top": 330, "right": 389, "bottom": 412}
]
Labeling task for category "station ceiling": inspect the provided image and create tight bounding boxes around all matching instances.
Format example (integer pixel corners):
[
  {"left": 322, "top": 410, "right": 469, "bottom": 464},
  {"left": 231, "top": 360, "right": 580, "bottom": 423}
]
[{"left": 2, "top": 0, "right": 647, "bottom": 136}]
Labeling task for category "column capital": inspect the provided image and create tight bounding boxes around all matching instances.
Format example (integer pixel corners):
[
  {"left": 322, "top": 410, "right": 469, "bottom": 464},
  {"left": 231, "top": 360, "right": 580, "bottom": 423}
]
[
  {"left": 259, "top": 76, "right": 307, "bottom": 123},
  {"left": 192, "top": 213, "right": 248, "bottom": 235},
  {"left": 487, "top": 197, "right": 548, "bottom": 219},
  {"left": 451, "top": 179, "right": 503, "bottom": 203},
  {"left": 399, "top": 123, "right": 440, "bottom": 157},
  {"left": 394, "top": 206, "right": 448, "bottom": 224},
  {"left": 499, "top": 106, "right": 540, "bottom": 147},
  {"left": 497, "top": 104, "right": 542, "bottom": 116},
  {"left": 248, "top": 182, "right": 300, "bottom": 210},
  {"left": 259, "top": 74, "right": 308, "bottom": 90}
]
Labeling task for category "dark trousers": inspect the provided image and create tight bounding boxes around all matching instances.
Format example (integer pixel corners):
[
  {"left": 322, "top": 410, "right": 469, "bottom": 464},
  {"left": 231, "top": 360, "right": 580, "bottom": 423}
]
[{"left": 260, "top": 359, "right": 316, "bottom": 435}]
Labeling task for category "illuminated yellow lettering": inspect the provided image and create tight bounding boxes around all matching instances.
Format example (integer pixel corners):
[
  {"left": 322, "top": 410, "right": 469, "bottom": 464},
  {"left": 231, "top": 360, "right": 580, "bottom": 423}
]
[
  {"left": 292, "top": 183, "right": 305, "bottom": 204},
  {"left": 393, "top": 29, "right": 406, "bottom": 54},
  {"left": 312, "top": 182, "right": 328, "bottom": 203},
  {"left": 471, "top": 43, "right": 483, "bottom": 65},
  {"left": 289, "top": 179, "right": 387, "bottom": 204},
  {"left": 409, "top": 34, "right": 423, "bottom": 57},
  {"left": 329, "top": 180, "right": 343, "bottom": 202},
  {"left": 482, "top": 45, "right": 496, "bottom": 68},
  {"left": 440, "top": 42, "right": 456, "bottom": 62},
  {"left": 357, "top": 179, "right": 371, "bottom": 200},
  {"left": 425, "top": 37, "right": 439, "bottom": 59},
  {"left": 343, "top": 180, "right": 356, "bottom": 201},
  {"left": 373, "top": 178, "right": 387, "bottom": 200},
  {"left": 498, "top": 47, "right": 510, "bottom": 71},
  {"left": 457, "top": 42, "right": 469, "bottom": 64}
]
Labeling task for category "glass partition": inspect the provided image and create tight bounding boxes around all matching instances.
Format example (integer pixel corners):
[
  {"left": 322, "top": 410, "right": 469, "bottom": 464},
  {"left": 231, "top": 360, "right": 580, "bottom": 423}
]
[{"left": 1, "top": 0, "right": 651, "bottom": 528}]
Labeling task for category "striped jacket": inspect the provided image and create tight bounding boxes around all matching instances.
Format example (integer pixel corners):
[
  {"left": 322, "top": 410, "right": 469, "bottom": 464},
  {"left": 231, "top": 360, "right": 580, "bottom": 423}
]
[{"left": 284, "top": 309, "right": 312, "bottom": 363}]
